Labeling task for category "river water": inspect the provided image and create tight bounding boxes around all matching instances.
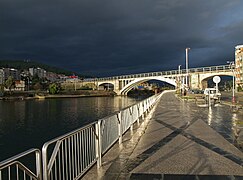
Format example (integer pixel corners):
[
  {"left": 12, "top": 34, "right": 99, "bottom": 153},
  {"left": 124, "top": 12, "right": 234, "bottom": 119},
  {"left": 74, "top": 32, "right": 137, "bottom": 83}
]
[
  {"left": 0, "top": 96, "right": 140, "bottom": 161},
  {"left": 1, "top": 95, "right": 242, "bottom": 162}
]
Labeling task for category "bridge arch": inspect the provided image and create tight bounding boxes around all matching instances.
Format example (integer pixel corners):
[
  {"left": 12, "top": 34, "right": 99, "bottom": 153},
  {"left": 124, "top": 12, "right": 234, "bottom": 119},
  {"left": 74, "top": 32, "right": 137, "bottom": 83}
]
[
  {"left": 119, "top": 77, "right": 176, "bottom": 95},
  {"left": 98, "top": 82, "right": 115, "bottom": 91},
  {"left": 199, "top": 72, "right": 233, "bottom": 89}
]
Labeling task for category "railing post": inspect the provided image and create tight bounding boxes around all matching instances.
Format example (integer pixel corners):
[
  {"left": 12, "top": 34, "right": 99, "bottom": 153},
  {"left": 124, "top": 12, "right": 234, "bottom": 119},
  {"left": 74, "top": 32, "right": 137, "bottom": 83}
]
[
  {"left": 95, "top": 121, "right": 102, "bottom": 168},
  {"left": 137, "top": 104, "right": 140, "bottom": 125},
  {"left": 117, "top": 112, "right": 122, "bottom": 144},
  {"left": 129, "top": 107, "right": 133, "bottom": 133},
  {"left": 142, "top": 103, "right": 145, "bottom": 120},
  {"left": 35, "top": 151, "right": 42, "bottom": 180},
  {"left": 130, "top": 121, "right": 133, "bottom": 133},
  {"left": 42, "top": 146, "right": 48, "bottom": 180}
]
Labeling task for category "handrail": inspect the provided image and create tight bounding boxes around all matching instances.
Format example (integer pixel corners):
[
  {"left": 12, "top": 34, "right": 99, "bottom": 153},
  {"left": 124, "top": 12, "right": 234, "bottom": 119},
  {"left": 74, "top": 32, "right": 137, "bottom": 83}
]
[
  {"left": 42, "top": 122, "right": 97, "bottom": 180},
  {"left": 41, "top": 92, "right": 164, "bottom": 180},
  {"left": 84, "top": 64, "right": 233, "bottom": 81},
  {"left": 0, "top": 148, "right": 42, "bottom": 180}
]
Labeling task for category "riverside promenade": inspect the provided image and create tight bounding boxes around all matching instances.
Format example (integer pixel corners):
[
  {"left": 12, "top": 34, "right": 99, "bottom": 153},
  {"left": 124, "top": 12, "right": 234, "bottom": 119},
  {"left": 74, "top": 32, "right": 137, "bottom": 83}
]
[{"left": 84, "top": 91, "right": 243, "bottom": 179}]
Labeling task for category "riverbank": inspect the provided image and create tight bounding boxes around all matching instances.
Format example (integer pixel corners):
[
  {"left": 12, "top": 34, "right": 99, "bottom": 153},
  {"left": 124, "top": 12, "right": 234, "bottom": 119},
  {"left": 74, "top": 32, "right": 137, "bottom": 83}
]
[
  {"left": 178, "top": 91, "right": 243, "bottom": 108},
  {"left": 0, "top": 90, "right": 116, "bottom": 100}
]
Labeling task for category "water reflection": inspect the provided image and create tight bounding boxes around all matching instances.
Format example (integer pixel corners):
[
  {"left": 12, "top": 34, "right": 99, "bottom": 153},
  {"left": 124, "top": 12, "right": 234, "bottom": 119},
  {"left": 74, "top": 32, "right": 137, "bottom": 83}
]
[
  {"left": 0, "top": 96, "right": 139, "bottom": 161},
  {"left": 198, "top": 102, "right": 242, "bottom": 148},
  {"left": 207, "top": 107, "right": 212, "bottom": 126},
  {"left": 231, "top": 112, "right": 243, "bottom": 148}
]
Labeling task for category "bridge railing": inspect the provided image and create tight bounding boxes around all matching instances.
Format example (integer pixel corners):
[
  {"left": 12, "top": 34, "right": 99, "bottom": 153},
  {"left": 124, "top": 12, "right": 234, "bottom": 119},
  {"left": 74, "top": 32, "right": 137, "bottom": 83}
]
[
  {"left": 86, "top": 64, "right": 233, "bottom": 82},
  {"left": 40, "top": 91, "right": 163, "bottom": 180},
  {"left": 0, "top": 148, "right": 42, "bottom": 180}
]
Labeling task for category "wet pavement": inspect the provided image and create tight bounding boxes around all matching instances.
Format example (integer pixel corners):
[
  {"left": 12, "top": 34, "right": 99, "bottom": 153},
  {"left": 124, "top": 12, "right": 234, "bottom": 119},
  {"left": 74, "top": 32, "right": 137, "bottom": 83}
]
[{"left": 83, "top": 92, "right": 243, "bottom": 179}]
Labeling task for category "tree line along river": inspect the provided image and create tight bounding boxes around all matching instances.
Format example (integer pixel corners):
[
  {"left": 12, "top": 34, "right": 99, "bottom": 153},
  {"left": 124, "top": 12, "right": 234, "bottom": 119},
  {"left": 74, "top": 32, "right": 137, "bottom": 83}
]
[{"left": 0, "top": 96, "right": 142, "bottom": 161}]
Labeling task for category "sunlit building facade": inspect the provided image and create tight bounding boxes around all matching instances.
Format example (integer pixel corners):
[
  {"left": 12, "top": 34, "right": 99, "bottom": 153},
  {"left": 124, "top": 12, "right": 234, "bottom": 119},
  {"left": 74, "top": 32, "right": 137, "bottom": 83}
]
[
  {"left": 0, "top": 69, "right": 4, "bottom": 84},
  {"left": 29, "top": 67, "right": 46, "bottom": 78},
  {"left": 235, "top": 45, "right": 243, "bottom": 88},
  {"left": 1, "top": 68, "right": 20, "bottom": 81}
]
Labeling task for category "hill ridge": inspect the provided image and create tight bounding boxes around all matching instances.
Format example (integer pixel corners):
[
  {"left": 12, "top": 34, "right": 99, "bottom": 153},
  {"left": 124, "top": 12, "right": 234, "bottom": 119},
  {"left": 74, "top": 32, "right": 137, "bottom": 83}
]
[{"left": 0, "top": 60, "right": 87, "bottom": 77}]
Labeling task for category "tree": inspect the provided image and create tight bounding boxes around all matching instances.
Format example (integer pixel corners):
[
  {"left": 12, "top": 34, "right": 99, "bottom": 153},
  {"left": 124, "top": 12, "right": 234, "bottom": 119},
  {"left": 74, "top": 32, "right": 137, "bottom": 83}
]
[
  {"left": 49, "top": 83, "right": 59, "bottom": 94},
  {"left": 0, "top": 84, "right": 4, "bottom": 96},
  {"left": 33, "top": 82, "right": 43, "bottom": 91},
  {"left": 4, "top": 76, "right": 15, "bottom": 92}
]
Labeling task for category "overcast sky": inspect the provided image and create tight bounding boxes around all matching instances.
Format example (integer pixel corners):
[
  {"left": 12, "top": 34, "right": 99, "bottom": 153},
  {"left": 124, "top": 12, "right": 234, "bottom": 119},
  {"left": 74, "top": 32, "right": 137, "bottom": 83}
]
[{"left": 1, "top": 0, "right": 243, "bottom": 77}]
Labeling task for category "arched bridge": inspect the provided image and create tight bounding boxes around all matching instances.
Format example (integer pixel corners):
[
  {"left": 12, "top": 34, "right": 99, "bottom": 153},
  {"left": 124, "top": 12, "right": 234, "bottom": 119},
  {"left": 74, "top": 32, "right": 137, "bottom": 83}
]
[{"left": 83, "top": 65, "right": 234, "bottom": 95}]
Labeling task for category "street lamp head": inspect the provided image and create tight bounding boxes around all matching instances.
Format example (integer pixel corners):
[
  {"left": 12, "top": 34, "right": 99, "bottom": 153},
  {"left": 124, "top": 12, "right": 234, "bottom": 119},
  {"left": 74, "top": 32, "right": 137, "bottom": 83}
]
[
  {"left": 186, "top": 47, "right": 190, "bottom": 50},
  {"left": 227, "top": 61, "right": 235, "bottom": 65}
]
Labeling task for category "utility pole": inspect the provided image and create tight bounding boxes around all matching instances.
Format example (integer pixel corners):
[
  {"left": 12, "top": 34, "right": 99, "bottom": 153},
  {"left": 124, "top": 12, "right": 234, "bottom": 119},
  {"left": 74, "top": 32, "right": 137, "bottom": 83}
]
[
  {"left": 227, "top": 61, "right": 235, "bottom": 104},
  {"left": 185, "top": 47, "right": 190, "bottom": 89}
]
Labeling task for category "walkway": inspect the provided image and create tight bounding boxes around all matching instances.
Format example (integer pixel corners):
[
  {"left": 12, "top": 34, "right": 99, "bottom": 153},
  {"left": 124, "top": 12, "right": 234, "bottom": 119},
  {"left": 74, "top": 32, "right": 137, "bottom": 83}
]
[{"left": 83, "top": 92, "right": 243, "bottom": 179}]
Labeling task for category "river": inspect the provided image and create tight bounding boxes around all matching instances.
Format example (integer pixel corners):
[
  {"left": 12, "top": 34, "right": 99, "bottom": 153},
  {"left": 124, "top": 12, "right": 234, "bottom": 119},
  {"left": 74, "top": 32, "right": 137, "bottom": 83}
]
[
  {"left": 1, "top": 94, "right": 242, "bottom": 162},
  {"left": 0, "top": 96, "right": 141, "bottom": 161}
]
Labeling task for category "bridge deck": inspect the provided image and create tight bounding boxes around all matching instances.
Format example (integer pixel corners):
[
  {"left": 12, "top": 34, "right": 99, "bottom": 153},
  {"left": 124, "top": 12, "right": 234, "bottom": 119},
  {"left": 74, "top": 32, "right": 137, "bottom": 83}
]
[{"left": 83, "top": 92, "right": 243, "bottom": 179}]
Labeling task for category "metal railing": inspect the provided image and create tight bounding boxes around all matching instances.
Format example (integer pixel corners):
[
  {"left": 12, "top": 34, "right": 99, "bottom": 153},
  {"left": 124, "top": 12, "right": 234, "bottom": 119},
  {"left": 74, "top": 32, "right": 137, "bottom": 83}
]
[
  {"left": 0, "top": 148, "right": 42, "bottom": 180},
  {"left": 42, "top": 123, "right": 97, "bottom": 180},
  {"left": 41, "top": 92, "right": 163, "bottom": 180},
  {"left": 99, "top": 114, "right": 119, "bottom": 154},
  {"left": 84, "top": 64, "right": 233, "bottom": 82},
  {"left": 0, "top": 91, "right": 165, "bottom": 180}
]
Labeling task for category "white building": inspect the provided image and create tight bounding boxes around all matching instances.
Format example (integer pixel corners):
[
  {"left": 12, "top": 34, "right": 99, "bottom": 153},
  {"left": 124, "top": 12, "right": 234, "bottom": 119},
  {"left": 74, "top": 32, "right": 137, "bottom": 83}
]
[
  {"left": 1, "top": 68, "right": 20, "bottom": 81},
  {"left": 14, "top": 80, "right": 25, "bottom": 91},
  {"left": 29, "top": 67, "right": 46, "bottom": 78},
  {"left": 235, "top": 45, "right": 243, "bottom": 88}
]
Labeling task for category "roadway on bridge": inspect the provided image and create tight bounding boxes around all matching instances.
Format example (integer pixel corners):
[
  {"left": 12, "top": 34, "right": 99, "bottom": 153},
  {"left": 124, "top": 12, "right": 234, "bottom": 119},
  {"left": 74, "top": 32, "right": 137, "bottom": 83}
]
[{"left": 84, "top": 92, "right": 243, "bottom": 179}]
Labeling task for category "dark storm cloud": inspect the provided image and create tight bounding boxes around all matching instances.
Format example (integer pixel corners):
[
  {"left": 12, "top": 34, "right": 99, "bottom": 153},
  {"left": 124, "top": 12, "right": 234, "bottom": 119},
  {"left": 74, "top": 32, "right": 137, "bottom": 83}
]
[{"left": 1, "top": 0, "right": 243, "bottom": 76}]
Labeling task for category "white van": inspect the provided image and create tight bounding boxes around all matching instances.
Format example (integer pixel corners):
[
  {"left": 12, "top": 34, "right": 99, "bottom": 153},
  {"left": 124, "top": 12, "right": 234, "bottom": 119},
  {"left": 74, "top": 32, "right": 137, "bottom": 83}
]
[{"left": 204, "top": 88, "right": 221, "bottom": 100}]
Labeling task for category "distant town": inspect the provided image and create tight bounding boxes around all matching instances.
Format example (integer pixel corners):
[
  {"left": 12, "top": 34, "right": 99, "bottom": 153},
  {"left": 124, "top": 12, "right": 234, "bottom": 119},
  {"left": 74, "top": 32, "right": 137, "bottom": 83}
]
[
  {"left": 0, "top": 65, "right": 81, "bottom": 93},
  {"left": 0, "top": 61, "right": 163, "bottom": 98}
]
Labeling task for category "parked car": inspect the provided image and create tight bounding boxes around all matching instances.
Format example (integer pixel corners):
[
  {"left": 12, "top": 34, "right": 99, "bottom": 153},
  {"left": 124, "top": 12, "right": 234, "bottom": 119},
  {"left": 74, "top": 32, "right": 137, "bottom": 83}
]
[
  {"left": 191, "top": 89, "right": 204, "bottom": 94},
  {"left": 204, "top": 88, "right": 221, "bottom": 100}
]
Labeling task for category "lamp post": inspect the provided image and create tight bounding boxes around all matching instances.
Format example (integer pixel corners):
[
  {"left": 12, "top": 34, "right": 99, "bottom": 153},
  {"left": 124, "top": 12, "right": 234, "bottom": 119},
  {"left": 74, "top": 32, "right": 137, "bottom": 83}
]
[
  {"left": 26, "top": 76, "right": 29, "bottom": 91},
  {"left": 185, "top": 47, "right": 190, "bottom": 89},
  {"left": 178, "top": 65, "right": 181, "bottom": 74},
  {"left": 178, "top": 65, "right": 181, "bottom": 90},
  {"left": 227, "top": 61, "right": 235, "bottom": 104}
]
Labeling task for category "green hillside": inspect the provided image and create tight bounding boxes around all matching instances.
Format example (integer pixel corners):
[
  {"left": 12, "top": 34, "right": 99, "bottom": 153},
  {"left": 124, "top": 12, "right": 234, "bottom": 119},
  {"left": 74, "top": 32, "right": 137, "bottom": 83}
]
[{"left": 0, "top": 60, "right": 86, "bottom": 77}]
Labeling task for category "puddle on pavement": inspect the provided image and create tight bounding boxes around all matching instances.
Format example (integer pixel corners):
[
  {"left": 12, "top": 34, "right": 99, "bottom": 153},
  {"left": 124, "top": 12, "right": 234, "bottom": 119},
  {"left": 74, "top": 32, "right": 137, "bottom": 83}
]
[{"left": 194, "top": 101, "right": 243, "bottom": 151}]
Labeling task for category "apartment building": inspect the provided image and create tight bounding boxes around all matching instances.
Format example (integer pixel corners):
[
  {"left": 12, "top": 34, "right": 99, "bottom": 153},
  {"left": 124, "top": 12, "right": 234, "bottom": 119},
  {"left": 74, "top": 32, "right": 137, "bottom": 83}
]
[
  {"left": 0, "top": 68, "right": 21, "bottom": 82},
  {"left": 29, "top": 67, "right": 46, "bottom": 78},
  {"left": 235, "top": 45, "right": 243, "bottom": 88},
  {"left": 0, "top": 69, "right": 4, "bottom": 84}
]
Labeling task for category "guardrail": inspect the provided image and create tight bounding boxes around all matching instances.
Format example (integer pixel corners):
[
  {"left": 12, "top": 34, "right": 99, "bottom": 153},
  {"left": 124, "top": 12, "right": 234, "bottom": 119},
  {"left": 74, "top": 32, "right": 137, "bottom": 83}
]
[
  {"left": 0, "top": 92, "right": 164, "bottom": 180},
  {"left": 0, "top": 148, "right": 42, "bottom": 180},
  {"left": 84, "top": 64, "right": 234, "bottom": 81},
  {"left": 42, "top": 92, "right": 163, "bottom": 179},
  {"left": 42, "top": 123, "right": 97, "bottom": 180}
]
